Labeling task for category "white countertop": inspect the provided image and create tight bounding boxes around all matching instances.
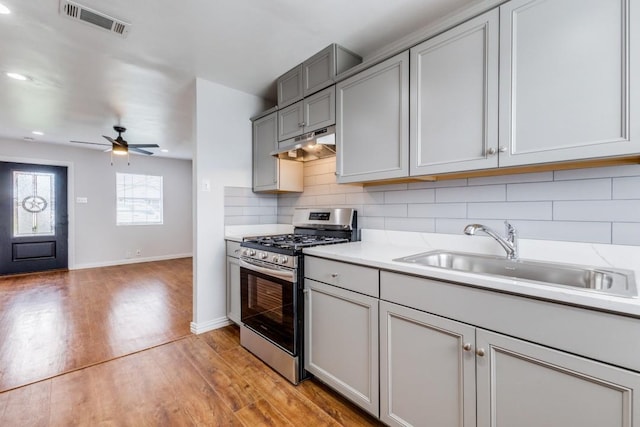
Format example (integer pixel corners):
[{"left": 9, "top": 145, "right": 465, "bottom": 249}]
[
  {"left": 303, "top": 230, "right": 640, "bottom": 318},
  {"left": 224, "top": 224, "right": 294, "bottom": 242}
]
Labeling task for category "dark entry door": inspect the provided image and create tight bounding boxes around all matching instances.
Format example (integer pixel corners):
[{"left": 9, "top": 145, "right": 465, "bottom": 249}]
[{"left": 0, "top": 162, "right": 68, "bottom": 275}]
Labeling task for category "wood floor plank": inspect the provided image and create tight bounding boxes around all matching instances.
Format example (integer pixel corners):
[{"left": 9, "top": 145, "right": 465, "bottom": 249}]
[
  {"left": 178, "top": 336, "right": 261, "bottom": 412},
  {"left": 0, "top": 258, "right": 192, "bottom": 392},
  {"left": 0, "top": 379, "right": 51, "bottom": 427},
  {"left": 234, "top": 398, "right": 294, "bottom": 427}
]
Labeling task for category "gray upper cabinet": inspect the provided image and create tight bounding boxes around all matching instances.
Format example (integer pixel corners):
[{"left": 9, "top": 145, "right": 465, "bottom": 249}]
[
  {"left": 252, "top": 112, "right": 303, "bottom": 193},
  {"left": 277, "top": 64, "right": 304, "bottom": 109},
  {"left": 277, "top": 44, "right": 361, "bottom": 109},
  {"left": 336, "top": 51, "right": 410, "bottom": 183},
  {"left": 277, "top": 85, "right": 336, "bottom": 143},
  {"left": 498, "top": 0, "right": 640, "bottom": 167},
  {"left": 303, "top": 44, "right": 362, "bottom": 97},
  {"left": 253, "top": 112, "right": 278, "bottom": 191},
  {"left": 410, "top": 9, "right": 499, "bottom": 176}
]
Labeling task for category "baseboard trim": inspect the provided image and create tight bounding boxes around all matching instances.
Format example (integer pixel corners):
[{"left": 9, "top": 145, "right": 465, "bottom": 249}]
[
  {"left": 190, "top": 317, "right": 233, "bottom": 334},
  {"left": 70, "top": 253, "right": 193, "bottom": 270}
]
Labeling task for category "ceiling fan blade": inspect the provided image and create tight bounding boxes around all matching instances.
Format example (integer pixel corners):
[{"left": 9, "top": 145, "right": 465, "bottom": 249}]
[
  {"left": 103, "top": 135, "right": 125, "bottom": 146},
  {"left": 129, "top": 147, "right": 153, "bottom": 155},
  {"left": 70, "top": 140, "right": 110, "bottom": 146},
  {"left": 129, "top": 144, "right": 160, "bottom": 148}
]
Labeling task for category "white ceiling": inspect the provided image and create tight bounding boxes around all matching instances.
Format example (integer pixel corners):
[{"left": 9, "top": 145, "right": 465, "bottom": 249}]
[{"left": 0, "top": 0, "right": 474, "bottom": 159}]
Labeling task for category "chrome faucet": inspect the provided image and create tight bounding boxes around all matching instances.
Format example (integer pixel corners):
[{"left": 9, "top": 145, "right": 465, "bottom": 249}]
[{"left": 464, "top": 221, "right": 519, "bottom": 260}]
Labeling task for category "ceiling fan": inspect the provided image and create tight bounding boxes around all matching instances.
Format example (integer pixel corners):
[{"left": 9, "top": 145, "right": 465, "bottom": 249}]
[{"left": 71, "top": 126, "right": 160, "bottom": 156}]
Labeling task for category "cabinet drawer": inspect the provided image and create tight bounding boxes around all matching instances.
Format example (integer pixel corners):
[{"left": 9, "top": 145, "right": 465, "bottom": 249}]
[
  {"left": 226, "top": 240, "right": 242, "bottom": 258},
  {"left": 305, "top": 256, "right": 379, "bottom": 297}
]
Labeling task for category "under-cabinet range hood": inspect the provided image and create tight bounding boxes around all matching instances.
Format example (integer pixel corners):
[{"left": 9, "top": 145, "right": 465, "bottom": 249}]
[{"left": 271, "top": 125, "right": 336, "bottom": 162}]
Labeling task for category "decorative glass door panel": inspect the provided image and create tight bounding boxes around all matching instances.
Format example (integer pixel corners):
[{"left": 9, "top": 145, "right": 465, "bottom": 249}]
[{"left": 13, "top": 171, "right": 55, "bottom": 237}]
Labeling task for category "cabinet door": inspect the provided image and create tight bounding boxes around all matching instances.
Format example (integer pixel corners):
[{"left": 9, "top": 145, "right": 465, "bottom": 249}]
[
  {"left": 277, "top": 64, "right": 303, "bottom": 108},
  {"left": 476, "top": 329, "right": 640, "bottom": 427},
  {"left": 278, "top": 101, "right": 304, "bottom": 142},
  {"left": 499, "top": 0, "right": 640, "bottom": 167},
  {"left": 303, "top": 45, "right": 335, "bottom": 97},
  {"left": 252, "top": 112, "right": 278, "bottom": 191},
  {"left": 303, "top": 86, "right": 335, "bottom": 133},
  {"left": 410, "top": 9, "right": 499, "bottom": 175},
  {"left": 226, "top": 256, "right": 241, "bottom": 325},
  {"left": 336, "top": 51, "right": 409, "bottom": 183},
  {"left": 380, "top": 301, "right": 476, "bottom": 427},
  {"left": 305, "top": 279, "right": 379, "bottom": 417}
]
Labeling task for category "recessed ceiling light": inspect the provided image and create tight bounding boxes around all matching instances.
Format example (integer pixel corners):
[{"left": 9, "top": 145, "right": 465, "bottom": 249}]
[
  {"left": 161, "top": 149, "right": 169, "bottom": 153},
  {"left": 0, "top": 3, "right": 10, "bottom": 14},
  {"left": 32, "top": 131, "right": 44, "bottom": 136},
  {"left": 6, "top": 72, "right": 28, "bottom": 81}
]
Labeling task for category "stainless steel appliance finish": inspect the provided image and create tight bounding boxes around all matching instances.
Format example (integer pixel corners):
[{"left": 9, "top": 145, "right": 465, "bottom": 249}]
[
  {"left": 271, "top": 125, "right": 336, "bottom": 162},
  {"left": 239, "top": 207, "right": 358, "bottom": 384},
  {"left": 393, "top": 250, "right": 638, "bottom": 298}
]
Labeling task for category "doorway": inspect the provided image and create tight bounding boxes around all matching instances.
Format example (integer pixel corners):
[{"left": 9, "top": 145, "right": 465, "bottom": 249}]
[{"left": 0, "top": 161, "right": 68, "bottom": 275}]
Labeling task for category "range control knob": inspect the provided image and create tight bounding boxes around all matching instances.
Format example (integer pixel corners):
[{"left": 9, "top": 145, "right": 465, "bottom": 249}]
[
  {"left": 242, "top": 249, "right": 249, "bottom": 256},
  {"left": 280, "top": 256, "right": 288, "bottom": 264},
  {"left": 259, "top": 252, "right": 267, "bottom": 260},
  {"left": 272, "top": 256, "right": 280, "bottom": 263},
  {"left": 248, "top": 249, "right": 256, "bottom": 256}
]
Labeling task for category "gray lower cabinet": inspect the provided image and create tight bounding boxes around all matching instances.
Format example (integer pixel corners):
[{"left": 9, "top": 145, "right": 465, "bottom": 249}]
[
  {"left": 476, "top": 329, "right": 640, "bottom": 427},
  {"left": 252, "top": 111, "right": 303, "bottom": 193},
  {"left": 380, "top": 301, "right": 476, "bottom": 427},
  {"left": 225, "top": 240, "right": 241, "bottom": 325},
  {"left": 410, "top": 9, "right": 499, "bottom": 176},
  {"left": 381, "top": 299, "right": 640, "bottom": 427},
  {"left": 304, "top": 278, "right": 379, "bottom": 417},
  {"left": 336, "top": 51, "right": 409, "bottom": 183}
]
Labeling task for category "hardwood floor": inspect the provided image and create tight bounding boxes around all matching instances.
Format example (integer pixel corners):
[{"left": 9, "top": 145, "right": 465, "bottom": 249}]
[
  {"left": 0, "top": 326, "right": 382, "bottom": 426},
  {"left": 0, "top": 258, "right": 192, "bottom": 392},
  {"left": 0, "top": 258, "right": 382, "bottom": 426}
]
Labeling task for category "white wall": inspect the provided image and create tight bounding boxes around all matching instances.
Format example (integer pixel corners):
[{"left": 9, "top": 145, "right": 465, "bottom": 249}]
[
  {"left": 192, "top": 78, "right": 267, "bottom": 332},
  {"left": 0, "top": 137, "right": 193, "bottom": 268}
]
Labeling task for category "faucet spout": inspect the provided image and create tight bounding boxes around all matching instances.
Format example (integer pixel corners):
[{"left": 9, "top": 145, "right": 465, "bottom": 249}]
[{"left": 464, "top": 221, "right": 519, "bottom": 260}]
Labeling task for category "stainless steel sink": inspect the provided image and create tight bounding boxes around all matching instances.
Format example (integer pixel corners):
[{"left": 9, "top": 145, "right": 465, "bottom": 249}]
[{"left": 393, "top": 250, "right": 637, "bottom": 298}]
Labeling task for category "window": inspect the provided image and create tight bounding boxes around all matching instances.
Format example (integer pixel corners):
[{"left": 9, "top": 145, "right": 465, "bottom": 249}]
[{"left": 116, "top": 173, "right": 163, "bottom": 225}]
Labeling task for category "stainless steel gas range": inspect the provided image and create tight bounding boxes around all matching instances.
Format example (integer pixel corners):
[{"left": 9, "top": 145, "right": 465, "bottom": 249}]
[{"left": 239, "top": 207, "right": 358, "bottom": 384}]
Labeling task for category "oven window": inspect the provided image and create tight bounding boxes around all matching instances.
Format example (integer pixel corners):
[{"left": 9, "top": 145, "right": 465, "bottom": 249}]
[{"left": 241, "top": 267, "right": 296, "bottom": 354}]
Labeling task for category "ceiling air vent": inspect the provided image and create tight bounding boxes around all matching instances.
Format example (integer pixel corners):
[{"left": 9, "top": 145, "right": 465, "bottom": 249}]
[{"left": 59, "top": 0, "right": 131, "bottom": 38}]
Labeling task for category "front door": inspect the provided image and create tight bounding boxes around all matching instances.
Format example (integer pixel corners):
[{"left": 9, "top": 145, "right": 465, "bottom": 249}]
[{"left": 0, "top": 162, "right": 68, "bottom": 275}]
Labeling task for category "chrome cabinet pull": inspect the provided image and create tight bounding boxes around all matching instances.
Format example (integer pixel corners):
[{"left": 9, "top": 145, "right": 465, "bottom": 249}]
[
  {"left": 476, "top": 348, "right": 486, "bottom": 357},
  {"left": 330, "top": 273, "right": 339, "bottom": 278},
  {"left": 486, "top": 147, "right": 496, "bottom": 156},
  {"left": 462, "top": 343, "right": 472, "bottom": 352}
]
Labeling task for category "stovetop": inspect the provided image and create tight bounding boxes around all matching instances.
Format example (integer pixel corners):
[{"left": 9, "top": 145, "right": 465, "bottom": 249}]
[{"left": 242, "top": 233, "right": 349, "bottom": 253}]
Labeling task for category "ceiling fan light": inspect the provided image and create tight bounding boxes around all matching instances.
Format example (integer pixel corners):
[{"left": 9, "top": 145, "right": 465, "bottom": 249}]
[{"left": 113, "top": 146, "right": 128, "bottom": 155}]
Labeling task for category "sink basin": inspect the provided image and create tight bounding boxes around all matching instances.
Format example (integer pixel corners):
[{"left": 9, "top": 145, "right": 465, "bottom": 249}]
[{"left": 393, "top": 250, "right": 637, "bottom": 298}]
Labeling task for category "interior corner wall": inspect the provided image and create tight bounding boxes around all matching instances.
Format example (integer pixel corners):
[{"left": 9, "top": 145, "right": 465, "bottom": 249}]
[
  {"left": 193, "top": 78, "right": 267, "bottom": 331},
  {"left": 0, "top": 137, "right": 193, "bottom": 268}
]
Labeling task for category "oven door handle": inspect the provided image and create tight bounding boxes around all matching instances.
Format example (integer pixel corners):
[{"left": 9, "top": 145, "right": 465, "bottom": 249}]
[{"left": 240, "top": 258, "right": 295, "bottom": 282}]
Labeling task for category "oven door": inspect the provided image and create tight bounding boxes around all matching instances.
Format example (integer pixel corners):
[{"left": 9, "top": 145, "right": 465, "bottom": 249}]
[{"left": 240, "top": 258, "right": 297, "bottom": 355}]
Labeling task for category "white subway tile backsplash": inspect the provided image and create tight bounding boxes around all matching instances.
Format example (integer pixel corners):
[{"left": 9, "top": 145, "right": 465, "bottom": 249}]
[
  {"left": 507, "top": 179, "right": 611, "bottom": 201},
  {"left": 436, "top": 185, "right": 505, "bottom": 203},
  {"left": 219, "top": 160, "right": 640, "bottom": 246},
  {"left": 510, "top": 220, "right": 611, "bottom": 244},
  {"left": 612, "top": 177, "right": 640, "bottom": 200},
  {"left": 468, "top": 172, "right": 553, "bottom": 186},
  {"left": 408, "top": 179, "right": 468, "bottom": 189},
  {"left": 468, "top": 202, "right": 552, "bottom": 220},
  {"left": 554, "top": 164, "right": 640, "bottom": 180},
  {"left": 385, "top": 217, "right": 435, "bottom": 232},
  {"left": 408, "top": 203, "right": 467, "bottom": 218},
  {"left": 612, "top": 223, "right": 640, "bottom": 245},
  {"left": 364, "top": 204, "right": 408, "bottom": 217},
  {"left": 345, "top": 191, "right": 385, "bottom": 205},
  {"left": 384, "top": 189, "right": 435, "bottom": 204},
  {"left": 554, "top": 200, "right": 640, "bottom": 222}
]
